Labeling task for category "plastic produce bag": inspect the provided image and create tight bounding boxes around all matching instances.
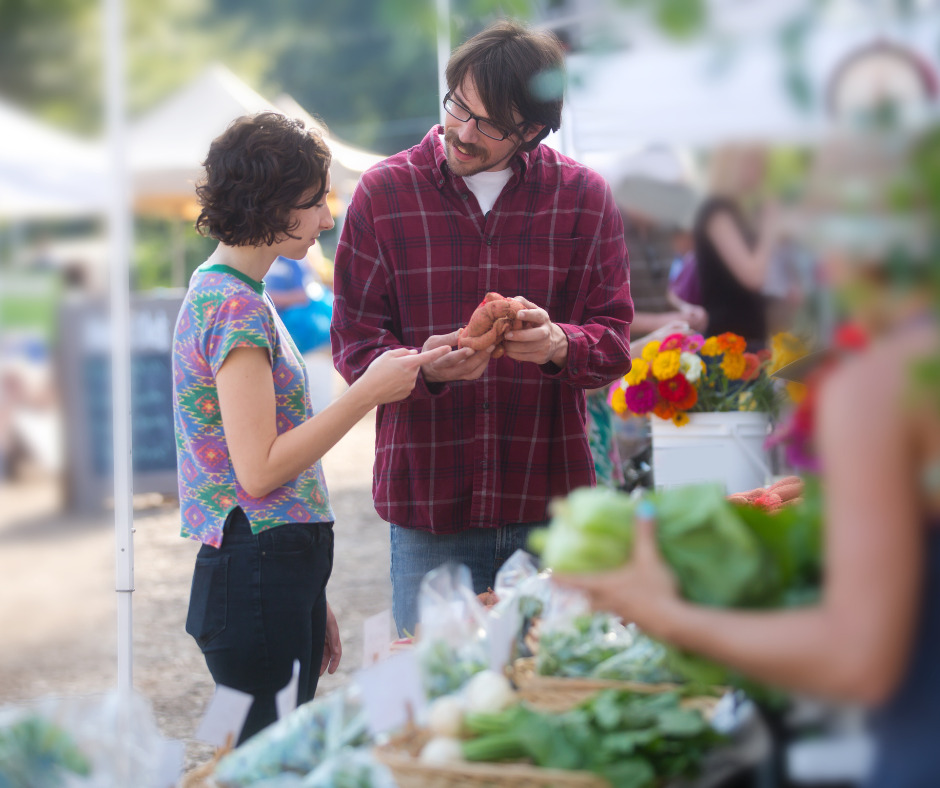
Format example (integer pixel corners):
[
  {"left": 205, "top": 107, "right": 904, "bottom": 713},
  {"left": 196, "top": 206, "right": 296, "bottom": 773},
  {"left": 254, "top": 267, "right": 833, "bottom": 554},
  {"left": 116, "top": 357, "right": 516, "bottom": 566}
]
[
  {"left": 212, "top": 686, "right": 369, "bottom": 787},
  {"left": 415, "top": 563, "right": 489, "bottom": 700},
  {"left": 301, "top": 747, "right": 396, "bottom": 788},
  {"left": 534, "top": 611, "right": 633, "bottom": 678},
  {"left": 0, "top": 690, "right": 169, "bottom": 788}
]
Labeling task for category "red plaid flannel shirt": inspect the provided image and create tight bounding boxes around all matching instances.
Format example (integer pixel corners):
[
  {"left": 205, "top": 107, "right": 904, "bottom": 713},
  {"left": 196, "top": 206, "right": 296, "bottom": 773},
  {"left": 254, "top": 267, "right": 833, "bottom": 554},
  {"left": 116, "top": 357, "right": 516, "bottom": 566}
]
[{"left": 331, "top": 127, "right": 633, "bottom": 532}]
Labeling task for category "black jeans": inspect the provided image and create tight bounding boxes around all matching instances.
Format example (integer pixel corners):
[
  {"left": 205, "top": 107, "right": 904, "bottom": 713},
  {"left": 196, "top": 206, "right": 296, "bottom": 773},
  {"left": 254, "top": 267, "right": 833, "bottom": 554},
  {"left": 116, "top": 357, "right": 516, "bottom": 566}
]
[{"left": 185, "top": 507, "right": 334, "bottom": 744}]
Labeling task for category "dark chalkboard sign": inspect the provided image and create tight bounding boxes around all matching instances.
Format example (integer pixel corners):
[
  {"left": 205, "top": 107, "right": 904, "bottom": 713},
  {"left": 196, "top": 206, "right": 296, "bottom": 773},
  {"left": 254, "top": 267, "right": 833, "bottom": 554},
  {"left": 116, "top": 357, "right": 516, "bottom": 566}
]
[
  {"left": 82, "top": 352, "right": 177, "bottom": 476},
  {"left": 60, "top": 291, "right": 184, "bottom": 512}
]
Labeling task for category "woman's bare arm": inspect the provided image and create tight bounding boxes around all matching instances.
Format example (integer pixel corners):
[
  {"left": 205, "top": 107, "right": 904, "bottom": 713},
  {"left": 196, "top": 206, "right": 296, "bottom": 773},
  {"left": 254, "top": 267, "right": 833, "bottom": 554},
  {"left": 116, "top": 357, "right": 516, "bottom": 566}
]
[
  {"left": 217, "top": 344, "right": 448, "bottom": 497},
  {"left": 558, "top": 347, "right": 923, "bottom": 705}
]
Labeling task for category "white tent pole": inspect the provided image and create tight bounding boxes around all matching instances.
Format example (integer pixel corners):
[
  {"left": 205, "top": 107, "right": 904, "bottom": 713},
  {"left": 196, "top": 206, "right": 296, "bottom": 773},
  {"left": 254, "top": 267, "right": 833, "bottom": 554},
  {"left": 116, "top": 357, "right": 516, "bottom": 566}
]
[
  {"left": 435, "top": 0, "right": 450, "bottom": 125},
  {"left": 104, "top": 0, "right": 135, "bottom": 694}
]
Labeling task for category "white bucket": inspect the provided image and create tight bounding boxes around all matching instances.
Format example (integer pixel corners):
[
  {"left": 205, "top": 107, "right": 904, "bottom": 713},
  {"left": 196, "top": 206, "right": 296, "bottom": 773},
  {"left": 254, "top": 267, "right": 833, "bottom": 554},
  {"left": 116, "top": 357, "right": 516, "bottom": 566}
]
[{"left": 651, "top": 411, "right": 772, "bottom": 495}]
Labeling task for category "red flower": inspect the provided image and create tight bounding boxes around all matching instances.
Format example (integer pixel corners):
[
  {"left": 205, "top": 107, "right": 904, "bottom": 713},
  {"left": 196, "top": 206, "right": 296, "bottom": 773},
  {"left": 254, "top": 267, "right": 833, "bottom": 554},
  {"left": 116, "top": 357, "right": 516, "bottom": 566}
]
[
  {"left": 675, "top": 385, "right": 698, "bottom": 411},
  {"left": 741, "top": 353, "right": 762, "bottom": 381},
  {"left": 658, "top": 374, "right": 693, "bottom": 404},
  {"left": 834, "top": 322, "right": 869, "bottom": 351}
]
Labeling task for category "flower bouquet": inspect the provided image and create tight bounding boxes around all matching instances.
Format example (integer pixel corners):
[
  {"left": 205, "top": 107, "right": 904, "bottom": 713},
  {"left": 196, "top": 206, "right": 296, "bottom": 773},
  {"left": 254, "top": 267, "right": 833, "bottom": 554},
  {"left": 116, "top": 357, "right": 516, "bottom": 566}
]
[{"left": 608, "top": 331, "right": 806, "bottom": 426}]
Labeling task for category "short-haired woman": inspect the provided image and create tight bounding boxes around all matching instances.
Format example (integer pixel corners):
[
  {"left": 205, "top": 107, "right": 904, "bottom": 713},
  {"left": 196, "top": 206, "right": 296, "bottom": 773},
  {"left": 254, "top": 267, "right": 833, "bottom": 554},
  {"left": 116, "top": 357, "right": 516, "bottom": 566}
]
[{"left": 173, "top": 111, "right": 447, "bottom": 743}]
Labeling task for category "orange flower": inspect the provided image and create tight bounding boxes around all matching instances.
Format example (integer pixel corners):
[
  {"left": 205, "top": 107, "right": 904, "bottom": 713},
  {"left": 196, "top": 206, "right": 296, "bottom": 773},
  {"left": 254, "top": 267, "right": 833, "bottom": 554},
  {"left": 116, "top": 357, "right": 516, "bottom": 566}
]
[
  {"left": 653, "top": 400, "right": 677, "bottom": 420},
  {"left": 716, "top": 332, "right": 747, "bottom": 355}
]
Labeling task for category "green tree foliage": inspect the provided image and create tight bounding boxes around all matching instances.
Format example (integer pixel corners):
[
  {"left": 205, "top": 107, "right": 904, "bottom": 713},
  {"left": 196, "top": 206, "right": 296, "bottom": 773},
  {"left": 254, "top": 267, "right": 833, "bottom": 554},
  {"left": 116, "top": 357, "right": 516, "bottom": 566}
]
[{"left": 0, "top": 0, "right": 266, "bottom": 133}]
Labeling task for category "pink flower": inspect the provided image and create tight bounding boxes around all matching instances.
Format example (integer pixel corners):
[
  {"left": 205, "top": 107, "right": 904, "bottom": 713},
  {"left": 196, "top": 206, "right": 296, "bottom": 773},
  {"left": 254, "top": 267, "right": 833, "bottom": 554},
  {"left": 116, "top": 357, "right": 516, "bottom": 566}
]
[
  {"left": 659, "top": 333, "right": 685, "bottom": 351},
  {"left": 682, "top": 334, "right": 705, "bottom": 353},
  {"left": 624, "top": 380, "right": 658, "bottom": 415}
]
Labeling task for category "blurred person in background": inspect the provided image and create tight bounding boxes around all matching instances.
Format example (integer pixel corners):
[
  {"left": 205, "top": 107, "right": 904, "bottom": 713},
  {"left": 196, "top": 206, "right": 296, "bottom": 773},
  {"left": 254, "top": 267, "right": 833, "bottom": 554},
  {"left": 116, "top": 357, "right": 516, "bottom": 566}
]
[
  {"left": 174, "top": 112, "right": 447, "bottom": 743},
  {"left": 331, "top": 19, "right": 633, "bottom": 637},
  {"left": 625, "top": 209, "right": 708, "bottom": 336},
  {"left": 693, "top": 143, "right": 784, "bottom": 351},
  {"left": 556, "top": 127, "right": 940, "bottom": 788},
  {"left": 264, "top": 252, "right": 334, "bottom": 355}
]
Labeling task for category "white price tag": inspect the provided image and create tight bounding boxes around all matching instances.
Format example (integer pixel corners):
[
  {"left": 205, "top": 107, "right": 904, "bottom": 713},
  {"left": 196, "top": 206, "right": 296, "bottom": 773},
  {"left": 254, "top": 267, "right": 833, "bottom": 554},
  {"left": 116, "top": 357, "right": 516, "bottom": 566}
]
[
  {"left": 354, "top": 650, "right": 427, "bottom": 736},
  {"left": 276, "top": 659, "right": 301, "bottom": 719},
  {"left": 362, "top": 609, "right": 393, "bottom": 667},
  {"left": 195, "top": 684, "right": 253, "bottom": 748}
]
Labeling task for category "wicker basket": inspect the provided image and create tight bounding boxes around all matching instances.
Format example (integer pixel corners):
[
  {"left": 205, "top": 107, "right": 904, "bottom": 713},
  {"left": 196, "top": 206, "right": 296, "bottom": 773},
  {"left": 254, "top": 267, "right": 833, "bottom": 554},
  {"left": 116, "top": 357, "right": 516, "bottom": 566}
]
[
  {"left": 373, "top": 727, "right": 610, "bottom": 788},
  {"left": 508, "top": 658, "right": 721, "bottom": 715}
]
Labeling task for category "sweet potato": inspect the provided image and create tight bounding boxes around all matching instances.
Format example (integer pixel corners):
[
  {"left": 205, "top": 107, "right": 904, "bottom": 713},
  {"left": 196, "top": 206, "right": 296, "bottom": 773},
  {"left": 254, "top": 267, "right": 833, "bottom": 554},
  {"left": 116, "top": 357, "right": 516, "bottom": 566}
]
[{"left": 457, "top": 292, "right": 525, "bottom": 359}]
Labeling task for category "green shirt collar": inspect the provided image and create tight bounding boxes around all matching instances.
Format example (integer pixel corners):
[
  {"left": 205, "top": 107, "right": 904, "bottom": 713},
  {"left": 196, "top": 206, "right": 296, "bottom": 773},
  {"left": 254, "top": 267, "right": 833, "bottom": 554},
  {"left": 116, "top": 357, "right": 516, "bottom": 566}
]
[{"left": 199, "top": 262, "right": 266, "bottom": 295}]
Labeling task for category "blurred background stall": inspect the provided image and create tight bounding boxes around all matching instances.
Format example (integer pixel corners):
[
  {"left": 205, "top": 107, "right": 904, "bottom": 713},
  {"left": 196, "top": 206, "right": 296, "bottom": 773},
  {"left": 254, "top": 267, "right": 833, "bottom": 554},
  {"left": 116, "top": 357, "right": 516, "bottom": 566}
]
[{"left": 1, "top": 0, "right": 939, "bottom": 785}]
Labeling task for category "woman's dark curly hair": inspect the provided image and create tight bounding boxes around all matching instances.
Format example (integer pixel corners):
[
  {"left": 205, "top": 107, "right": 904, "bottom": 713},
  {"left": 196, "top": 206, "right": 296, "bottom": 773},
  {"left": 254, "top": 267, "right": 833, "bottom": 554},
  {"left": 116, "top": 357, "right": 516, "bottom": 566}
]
[{"left": 195, "top": 112, "right": 332, "bottom": 247}]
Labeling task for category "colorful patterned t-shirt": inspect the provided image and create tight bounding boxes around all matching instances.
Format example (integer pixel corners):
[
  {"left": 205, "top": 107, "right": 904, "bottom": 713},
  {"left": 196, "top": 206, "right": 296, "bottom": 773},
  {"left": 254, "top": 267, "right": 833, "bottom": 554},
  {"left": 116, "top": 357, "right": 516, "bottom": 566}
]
[{"left": 172, "top": 262, "right": 334, "bottom": 547}]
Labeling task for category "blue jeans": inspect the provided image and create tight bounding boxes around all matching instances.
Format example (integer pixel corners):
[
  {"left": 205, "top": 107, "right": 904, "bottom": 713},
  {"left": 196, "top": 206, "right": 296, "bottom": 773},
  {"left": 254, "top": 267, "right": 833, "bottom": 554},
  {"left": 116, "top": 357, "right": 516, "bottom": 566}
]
[
  {"left": 389, "top": 522, "right": 545, "bottom": 638},
  {"left": 185, "top": 507, "right": 334, "bottom": 744}
]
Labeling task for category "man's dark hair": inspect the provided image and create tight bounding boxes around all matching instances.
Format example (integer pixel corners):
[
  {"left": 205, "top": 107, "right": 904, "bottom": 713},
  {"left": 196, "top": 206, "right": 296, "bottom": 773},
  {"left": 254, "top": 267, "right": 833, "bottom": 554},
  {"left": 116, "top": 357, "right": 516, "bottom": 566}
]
[
  {"left": 195, "top": 112, "right": 332, "bottom": 247},
  {"left": 445, "top": 19, "right": 566, "bottom": 152}
]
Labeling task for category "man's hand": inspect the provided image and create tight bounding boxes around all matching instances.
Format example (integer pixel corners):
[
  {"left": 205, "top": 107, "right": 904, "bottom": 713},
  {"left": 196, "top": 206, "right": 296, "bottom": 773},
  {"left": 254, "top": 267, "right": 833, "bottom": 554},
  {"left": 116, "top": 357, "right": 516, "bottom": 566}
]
[
  {"left": 502, "top": 297, "right": 568, "bottom": 367},
  {"left": 320, "top": 601, "right": 342, "bottom": 676},
  {"left": 421, "top": 331, "right": 494, "bottom": 383}
]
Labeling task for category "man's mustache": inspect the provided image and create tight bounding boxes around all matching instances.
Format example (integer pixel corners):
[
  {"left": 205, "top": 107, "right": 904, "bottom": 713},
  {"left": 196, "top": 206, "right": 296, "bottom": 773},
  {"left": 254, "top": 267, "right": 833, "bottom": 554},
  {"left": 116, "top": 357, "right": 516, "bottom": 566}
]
[{"left": 445, "top": 130, "right": 485, "bottom": 159}]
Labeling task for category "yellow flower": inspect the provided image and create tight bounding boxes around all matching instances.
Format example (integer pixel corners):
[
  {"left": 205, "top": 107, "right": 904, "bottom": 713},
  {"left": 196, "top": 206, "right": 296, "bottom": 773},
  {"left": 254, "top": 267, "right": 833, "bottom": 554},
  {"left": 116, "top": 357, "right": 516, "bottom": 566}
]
[
  {"left": 651, "top": 348, "right": 682, "bottom": 381},
  {"left": 672, "top": 411, "right": 690, "bottom": 427},
  {"left": 770, "top": 332, "right": 807, "bottom": 373},
  {"left": 786, "top": 381, "right": 807, "bottom": 404},
  {"left": 737, "top": 391, "right": 758, "bottom": 411},
  {"left": 701, "top": 337, "right": 722, "bottom": 356},
  {"left": 609, "top": 386, "right": 628, "bottom": 415},
  {"left": 721, "top": 352, "right": 746, "bottom": 380},
  {"left": 641, "top": 340, "right": 662, "bottom": 363},
  {"left": 624, "top": 358, "right": 650, "bottom": 386}
]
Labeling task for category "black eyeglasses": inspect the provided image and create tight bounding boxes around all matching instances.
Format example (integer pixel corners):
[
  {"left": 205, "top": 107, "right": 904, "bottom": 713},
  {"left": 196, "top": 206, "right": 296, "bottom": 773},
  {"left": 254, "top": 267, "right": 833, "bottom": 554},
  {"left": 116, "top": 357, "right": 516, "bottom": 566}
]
[{"left": 442, "top": 92, "right": 524, "bottom": 141}]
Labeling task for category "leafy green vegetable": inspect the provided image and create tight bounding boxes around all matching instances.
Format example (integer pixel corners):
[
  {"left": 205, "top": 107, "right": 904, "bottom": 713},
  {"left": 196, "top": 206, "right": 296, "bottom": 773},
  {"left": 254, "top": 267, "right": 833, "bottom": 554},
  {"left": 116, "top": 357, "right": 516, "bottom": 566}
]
[
  {"left": 460, "top": 689, "right": 722, "bottom": 788},
  {"left": 528, "top": 486, "right": 636, "bottom": 573},
  {"left": 418, "top": 639, "right": 487, "bottom": 700},
  {"left": 528, "top": 480, "right": 825, "bottom": 705},
  {"left": 536, "top": 613, "right": 630, "bottom": 678},
  {"left": 0, "top": 715, "right": 92, "bottom": 788}
]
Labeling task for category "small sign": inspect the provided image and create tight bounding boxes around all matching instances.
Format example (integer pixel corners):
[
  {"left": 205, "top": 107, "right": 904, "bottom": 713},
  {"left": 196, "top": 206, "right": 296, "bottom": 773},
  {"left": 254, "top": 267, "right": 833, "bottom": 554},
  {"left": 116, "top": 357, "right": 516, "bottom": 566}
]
[
  {"left": 354, "top": 650, "right": 426, "bottom": 736},
  {"left": 276, "top": 659, "right": 301, "bottom": 719},
  {"left": 362, "top": 609, "right": 392, "bottom": 667},
  {"left": 195, "top": 684, "right": 253, "bottom": 748},
  {"left": 157, "top": 738, "right": 185, "bottom": 788},
  {"left": 487, "top": 604, "right": 521, "bottom": 671}
]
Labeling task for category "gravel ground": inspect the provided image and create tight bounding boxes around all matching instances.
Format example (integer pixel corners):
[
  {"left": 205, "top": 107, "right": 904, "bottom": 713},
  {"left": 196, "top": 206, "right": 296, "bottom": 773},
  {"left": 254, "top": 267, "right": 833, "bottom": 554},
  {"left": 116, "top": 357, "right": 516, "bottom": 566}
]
[{"left": 0, "top": 412, "right": 390, "bottom": 780}]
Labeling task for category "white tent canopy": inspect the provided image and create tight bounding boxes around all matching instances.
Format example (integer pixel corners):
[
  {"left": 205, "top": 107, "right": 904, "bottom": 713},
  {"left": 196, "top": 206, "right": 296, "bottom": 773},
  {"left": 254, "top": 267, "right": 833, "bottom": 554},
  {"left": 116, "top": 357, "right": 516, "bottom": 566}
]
[
  {"left": 561, "top": 16, "right": 940, "bottom": 156},
  {"left": 129, "top": 64, "right": 383, "bottom": 218},
  {"left": 0, "top": 99, "right": 107, "bottom": 219}
]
